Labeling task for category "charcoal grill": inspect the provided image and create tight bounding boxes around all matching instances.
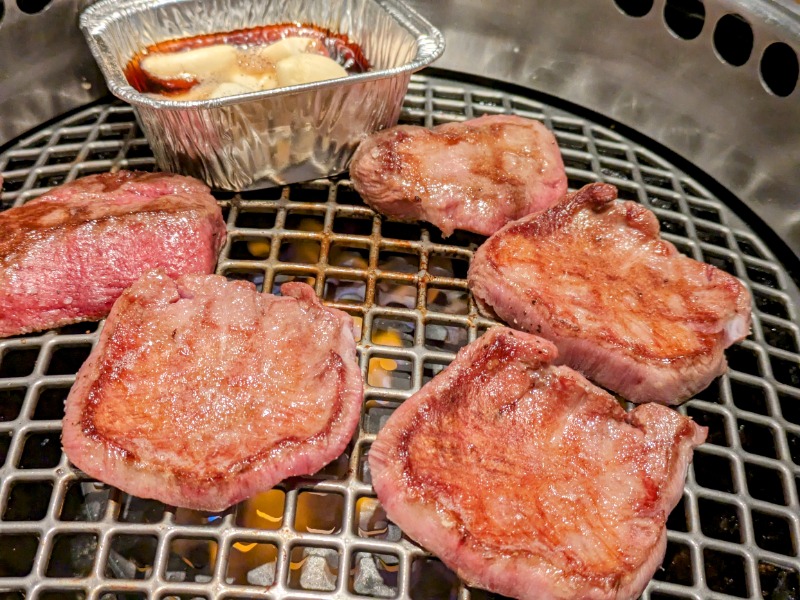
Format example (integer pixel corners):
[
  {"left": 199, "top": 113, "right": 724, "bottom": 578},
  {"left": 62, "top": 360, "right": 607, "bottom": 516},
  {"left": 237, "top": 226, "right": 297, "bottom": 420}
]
[{"left": 1, "top": 1, "right": 800, "bottom": 599}]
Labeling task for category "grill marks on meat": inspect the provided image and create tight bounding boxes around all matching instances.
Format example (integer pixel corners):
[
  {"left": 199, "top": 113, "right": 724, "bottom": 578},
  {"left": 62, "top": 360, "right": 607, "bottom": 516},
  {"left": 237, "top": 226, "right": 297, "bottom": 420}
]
[
  {"left": 62, "top": 271, "right": 363, "bottom": 512},
  {"left": 349, "top": 115, "right": 567, "bottom": 237},
  {"left": 369, "top": 327, "right": 707, "bottom": 600},
  {"left": 468, "top": 183, "right": 752, "bottom": 405},
  {"left": 0, "top": 171, "right": 225, "bottom": 338}
]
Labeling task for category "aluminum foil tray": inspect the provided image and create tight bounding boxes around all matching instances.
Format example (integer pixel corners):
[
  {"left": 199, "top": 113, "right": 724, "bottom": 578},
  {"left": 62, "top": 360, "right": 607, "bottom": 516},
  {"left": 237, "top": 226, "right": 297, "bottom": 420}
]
[
  {"left": 1, "top": 74, "right": 800, "bottom": 599},
  {"left": 80, "top": 0, "right": 444, "bottom": 190}
]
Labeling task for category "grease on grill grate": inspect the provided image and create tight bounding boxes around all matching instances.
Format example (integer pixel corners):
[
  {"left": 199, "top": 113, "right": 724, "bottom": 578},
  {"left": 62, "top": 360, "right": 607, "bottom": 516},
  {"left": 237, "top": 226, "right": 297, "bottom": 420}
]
[{"left": 2, "top": 74, "right": 800, "bottom": 600}]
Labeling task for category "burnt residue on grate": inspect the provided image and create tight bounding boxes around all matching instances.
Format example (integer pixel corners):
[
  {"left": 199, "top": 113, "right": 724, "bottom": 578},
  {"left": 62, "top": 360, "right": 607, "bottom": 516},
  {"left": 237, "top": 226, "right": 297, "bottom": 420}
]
[{"left": 1, "top": 74, "right": 800, "bottom": 600}]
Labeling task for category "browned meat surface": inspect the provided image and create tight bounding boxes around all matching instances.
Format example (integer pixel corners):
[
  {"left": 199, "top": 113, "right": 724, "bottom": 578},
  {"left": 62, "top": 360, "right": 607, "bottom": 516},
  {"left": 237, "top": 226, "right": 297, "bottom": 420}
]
[
  {"left": 369, "top": 327, "right": 707, "bottom": 600},
  {"left": 468, "top": 183, "right": 751, "bottom": 405},
  {"left": 62, "top": 271, "right": 363, "bottom": 512},
  {"left": 0, "top": 170, "right": 225, "bottom": 338},
  {"left": 349, "top": 115, "right": 567, "bottom": 236}
]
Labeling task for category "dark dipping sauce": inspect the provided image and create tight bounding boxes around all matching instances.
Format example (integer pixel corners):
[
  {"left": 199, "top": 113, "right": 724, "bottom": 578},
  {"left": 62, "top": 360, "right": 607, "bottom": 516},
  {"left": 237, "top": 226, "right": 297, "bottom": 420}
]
[{"left": 125, "top": 23, "right": 371, "bottom": 97}]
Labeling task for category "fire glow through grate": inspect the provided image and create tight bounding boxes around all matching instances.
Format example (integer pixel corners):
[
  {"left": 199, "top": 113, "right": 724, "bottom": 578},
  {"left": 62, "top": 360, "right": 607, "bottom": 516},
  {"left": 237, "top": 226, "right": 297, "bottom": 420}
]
[{"left": 1, "top": 73, "right": 800, "bottom": 600}]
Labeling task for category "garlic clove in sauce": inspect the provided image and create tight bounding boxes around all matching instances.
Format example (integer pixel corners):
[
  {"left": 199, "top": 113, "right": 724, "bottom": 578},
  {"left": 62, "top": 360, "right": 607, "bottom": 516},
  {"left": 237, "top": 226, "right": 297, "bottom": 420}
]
[
  {"left": 141, "top": 44, "right": 238, "bottom": 81},
  {"left": 275, "top": 53, "right": 348, "bottom": 87}
]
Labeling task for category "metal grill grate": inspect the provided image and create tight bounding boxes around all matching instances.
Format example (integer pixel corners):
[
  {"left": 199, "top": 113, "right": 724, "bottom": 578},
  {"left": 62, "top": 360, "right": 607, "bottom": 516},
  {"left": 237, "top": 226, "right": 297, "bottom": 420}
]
[{"left": 2, "top": 73, "right": 800, "bottom": 600}]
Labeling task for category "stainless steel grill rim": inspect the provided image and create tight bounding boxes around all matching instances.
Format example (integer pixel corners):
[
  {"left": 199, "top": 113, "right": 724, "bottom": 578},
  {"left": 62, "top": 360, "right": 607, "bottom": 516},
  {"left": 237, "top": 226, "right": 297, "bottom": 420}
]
[{"left": 0, "top": 74, "right": 800, "bottom": 600}]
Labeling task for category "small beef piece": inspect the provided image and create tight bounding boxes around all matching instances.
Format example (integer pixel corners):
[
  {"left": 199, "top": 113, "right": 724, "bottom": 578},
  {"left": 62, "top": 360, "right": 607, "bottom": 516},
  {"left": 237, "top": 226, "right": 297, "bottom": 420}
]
[
  {"left": 370, "top": 327, "right": 707, "bottom": 600},
  {"left": 349, "top": 115, "right": 567, "bottom": 236},
  {"left": 468, "top": 183, "right": 751, "bottom": 404},
  {"left": 0, "top": 170, "right": 225, "bottom": 338}
]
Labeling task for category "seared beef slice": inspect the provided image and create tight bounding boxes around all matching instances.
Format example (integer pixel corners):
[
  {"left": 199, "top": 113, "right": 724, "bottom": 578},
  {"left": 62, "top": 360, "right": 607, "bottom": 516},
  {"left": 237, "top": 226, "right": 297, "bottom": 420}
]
[
  {"left": 468, "top": 183, "right": 751, "bottom": 404},
  {"left": 349, "top": 115, "right": 566, "bottom": 236},
  {"left": 0, "top": 171, "right": 225, "bottom": 338},
  {"left": 62, "top": 272, "right": 363, "bottom": 512},
  {"left": 370, "top": 327, "right": 706, "bottom": 600}
]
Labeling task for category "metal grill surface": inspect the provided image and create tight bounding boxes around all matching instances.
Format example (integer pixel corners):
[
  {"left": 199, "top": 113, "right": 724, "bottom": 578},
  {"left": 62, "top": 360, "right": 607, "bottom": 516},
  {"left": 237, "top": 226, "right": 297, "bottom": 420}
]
[{"left": 1, "top": 74, "right": 800, "bottom": 600}]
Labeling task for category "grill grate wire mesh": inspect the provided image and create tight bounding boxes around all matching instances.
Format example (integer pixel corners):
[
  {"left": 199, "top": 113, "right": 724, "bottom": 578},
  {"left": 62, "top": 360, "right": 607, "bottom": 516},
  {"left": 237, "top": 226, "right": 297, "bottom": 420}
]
[{"left": 1, "top": 74, "right": 800, "bottom": 600}]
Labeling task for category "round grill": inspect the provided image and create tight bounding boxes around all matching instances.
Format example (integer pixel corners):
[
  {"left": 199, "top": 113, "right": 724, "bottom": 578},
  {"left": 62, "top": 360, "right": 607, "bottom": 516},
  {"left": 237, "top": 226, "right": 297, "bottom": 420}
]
[{"left": 1, "top": 73, "right": 799, "bottom": 600}]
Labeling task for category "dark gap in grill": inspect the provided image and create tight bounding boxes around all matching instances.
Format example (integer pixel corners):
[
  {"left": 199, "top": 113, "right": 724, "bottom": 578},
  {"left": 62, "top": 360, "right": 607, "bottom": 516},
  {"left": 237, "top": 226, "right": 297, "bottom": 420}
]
[
  {"left": 240, "top": 187, "right": 282, "bottom": 200},
  {"left": 6, "top": 155, "right": 38, "bottom": 170},
  {"left": 696, "top": 225, "right": 730, "bottom": 248},
  {"left": 329, "top": 243, "right": 370, "bottom": 269},
  {"left": 125, "top": 142, "right": 152, "bottom": 159},
  {"left": 657, "top": 215, "right": 688, "bottom": 237},
  {"left": 4, "top": 480, "right": 53, "bottom": 521},
  {"left": 752, "top": 510, "right": 794, "bottom": 555},
  {"left": 563, "top": 155, "right": 592, "bottom": 171},
  {"left": 759, "top": 561, "right": 800, "bottom": 599},
  {"left": 0, "top": 387, "right": 25, "bottom": 421},
  {"left": 57, "top": 321, "right": 99, "bottom": 335},
  {"left": 423, "top": 360, "right": 448, "bottom": 385},
  {"left": 428, "top": 228, "right": 487, "bottom": 249},
  {"left": 333, "top": 215, "right": 373, "bottom": 236},
  {"left": 0, "top": 347, "right": 40, "bottom": 378},
  {"left": 745, "top": 462, "right": 786, "bottom": 505},
  {"left": 118, "top": 494, "right": 165, "bottom": 524},
  {"left": 159, "top": 594, "right": 208, "bottom": 600},
  {"left": 234, "top": 209, "right": 276, "bottom": 229},
  {"left": 688, "top": 203, "right": 722, "bottom": 223},
  {"left": 729, "top": 379, "right": 769, "bottom": 415},
  {"left": 174, "top": 506, "right": 228, "bottom": 527},
  {"left": 788, "top": 431, "right": 800, "bottom": 465},
  {"left": 698, "top": 497, "right": 742, "bottom": 542},
  {"left": 666, "top": 496, "right": 689, "bottom": 532},
  {"left": 212, "top": 190, "right": 236, "bottom": 201},
  {"left": 653, "top": 540, "right": 694, "bottom": 585},
  {"left": 425, "top": 321, "right": 469, "bottom": 353},
  {"left": 46, "top": 532, "right": 97, "bottom": 577},
  {"left": 0, "top": 592, "right": 24, "bottom": 600},
  {"left": 19, "top": 431, "right": 61, "bottom": 468},
  {"left": 596, "top": 143, "right": 626, "bottom": 159},
  {"left": 221, "top": 269, "right": 264, "bottom": 292},
  {"left": 295, "top": 492, "right": 344, "bottom": 534},
  {"left": 363, "top": 399, "right": 399, "bottom": 435},
  {"left": 427, "top": 287, "right": 469, "bottom": 315},
  {"left": 753, "top": 289, "right": 790, "bottom": 320},
  {"left": 558, "top": 135, "right": 589, "bottom": 151},
  {"left": 165, "top": 538, "right": 217, "bottom": 582},
  {"left": 379, "top": 250, "right": 420, "bottom": 274},
  {"left": 285, "top": 212, "right": 325, "bottom": 231},
  {"left": 100, "top": 592, "right": 146, "bottom": 600},
  {"left": 725, "top": 344, "right": 762, "bottom": 377},
  {"left": 738, "top": 419, "right": 778, "bottom": 458},
  {"left": 568, "top": 175, "right": 597, "bottom": 191},
  {"left": 771, "top": 355, "right": 800, "bottom": 387},
  {"left": 381, "top": 220, "right": 421, "bottom": 241},
  {"left": 760, "top": 42, "right": 799, "bottom": 97},
  {"left": 350, "top": 551, "right": 400, "bottom": 596},
  {"left": 314, "top": 441, "right": 352, "bottom": 480},
  {"left": 694, "top": 375, "right": 722, "bottom": 404},
  {"left": 693, "top": 451, "right": 736, "bottom": 493},
  {"left": 0, "top": 533, "right": 38, "bottom": 576},
  {"left": 356, "top": 496, "right": 400, "bottom": 541},
  {"left": 97, "top": 125, "right": 130, "bottom": 141},
  {"left": 87, "top": 147, "right": 119, "bottom": 161},
  {"left": 746, "top": 263, "right": 780, "bottom": 288},
  {"left": 372, "top": 316, "right": 415, "bottom": 348},
  {"left": 701, "top": 250, "right": 737, "bottom": 276},
  {"left": 686, "top": 406, "right": 729, "bottom": 446},
  {"left": 430, "top": 253, "right": 469, "bottom": 279},
  {"left": 278, "top": 239, "right": 320, "bottom": 264},
  {"left": 226, "top": 539, "right": 277, "bottom": 585},
  {"left": 323, "top": 275, "right": 366, "bottom": 304},
  {"left": 46, "top": 344, "right": 92, "bottom": 375},
  {"left": 410, "top": 557, "right": 460, "bottom": 600},
  {"left": 780, "top": 391, "right": 800, "bottom": 425},
  {"left": 34, "top": 172, "right": 67, "bottom": 188},
  {"left": 704, "top": 548, "right": 749, "bottom": 597},
  {"left": 642, "top": 171, "right": 675, "bottom": 189},
  {"left": 0, "top": 434, "right": 11, "bottom": 467},
  {"left": 358, "top": 444, "right": 372, "bottom": 484},
  {"left": 612, "top": 185, "right": 639, "bottom": 203},
  {"left": 377, "top": 280, "right": 417, "bottom": 310},
  {"left": 106, "top": 534, "right": 158, "bottom": 579},
  {"left": 735, "top": 235, "right": 767, "bottom": 259},
  {"left": 288, "top": 184, "right": 329, "bottom": 203},
  {"left": 763, "top": 322, "right": 799, "bottom": 353},
  {"left": 40, "top": 591, "right": 86, "bottom": 600},
  {"left": 228, "top": 238, "right": 270, "bottom": 261},
  {"left": 287, "top": 545, "right": 340, "bottom": 591},
  {"left": 60, "top": 481, "right": 108, "bottom": 521},
  {"left": 599, "top": 165, "right": 634, "bottom": 181}
]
